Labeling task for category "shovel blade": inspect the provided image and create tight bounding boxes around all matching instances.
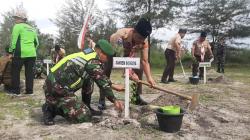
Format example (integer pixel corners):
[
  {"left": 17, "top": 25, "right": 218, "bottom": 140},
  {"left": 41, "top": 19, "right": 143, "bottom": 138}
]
[{"left": 188, "top": 94, "right": 199, "bottom": 111}]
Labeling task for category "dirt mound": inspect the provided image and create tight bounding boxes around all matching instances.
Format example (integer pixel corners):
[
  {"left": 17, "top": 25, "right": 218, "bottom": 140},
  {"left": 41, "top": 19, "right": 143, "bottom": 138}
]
[
  {"left": 208, "top": 75, "right": 232, "bottom": 84},
  {"left": 150, "top": 94, "right": 190, "bottom": 109}
]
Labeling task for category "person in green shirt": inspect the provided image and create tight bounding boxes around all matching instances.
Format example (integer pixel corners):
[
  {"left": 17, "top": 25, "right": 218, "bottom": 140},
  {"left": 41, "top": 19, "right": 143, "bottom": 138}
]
[{"left": 8, "top": 11, "right": 39, "bottom": 95}]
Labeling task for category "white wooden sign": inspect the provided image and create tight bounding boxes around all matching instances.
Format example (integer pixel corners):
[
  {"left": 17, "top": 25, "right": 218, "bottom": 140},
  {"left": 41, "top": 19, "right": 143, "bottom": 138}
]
[
  {"left": 113, "top": 57, "right": 140, "bottom": 69},
  {"left": 43, "top": 59, "right": 52, "bottom": 64},
  {"left": 113, "top": 57, "right": 140, "bottom": 118},
  {"left": 43, "top": 59, "right": 52, "bottom": 75},
  {"left": 199, "top": 62, "right": 211, "bottom": 67},
  {"left": 199, "top": 60, "right": 213, "bottom": 84}
]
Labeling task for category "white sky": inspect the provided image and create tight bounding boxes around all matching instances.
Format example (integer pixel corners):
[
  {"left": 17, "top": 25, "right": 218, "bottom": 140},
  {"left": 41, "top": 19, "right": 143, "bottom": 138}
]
[
  {"left": 0, "top": 0, "right": 108, "bottom": 35},
  {"left": 0, "top": 0, "right": 174, "bottom": 41}
]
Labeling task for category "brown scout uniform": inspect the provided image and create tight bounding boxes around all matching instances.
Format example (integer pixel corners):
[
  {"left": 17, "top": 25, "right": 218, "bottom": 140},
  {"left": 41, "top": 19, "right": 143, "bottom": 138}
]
[{"left": 161, "top": 33, "right": 182, "bottom": 82}]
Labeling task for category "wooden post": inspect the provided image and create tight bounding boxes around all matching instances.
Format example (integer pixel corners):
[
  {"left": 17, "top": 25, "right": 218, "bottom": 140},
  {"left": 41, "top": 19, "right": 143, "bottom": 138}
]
[
  {"left": 124, "top": 68, "right": 130, "bottom": 118},
  {"left": 113, "top": 57, "right": 140, "bottom": 118}
]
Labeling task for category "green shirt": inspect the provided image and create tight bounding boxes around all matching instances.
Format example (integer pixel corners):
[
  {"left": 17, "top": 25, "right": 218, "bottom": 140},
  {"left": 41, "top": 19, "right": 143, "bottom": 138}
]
[{"left": 10, "top": 23, "right": 39, "bottom": 58}]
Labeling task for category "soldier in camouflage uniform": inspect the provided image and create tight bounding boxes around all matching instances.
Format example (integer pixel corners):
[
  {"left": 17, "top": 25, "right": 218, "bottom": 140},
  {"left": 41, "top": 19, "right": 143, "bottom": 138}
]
[
  {"left": 42, "top": 39, "right": 124, "bottom": 125},
  {"left": 33, "top": 60, "right": 46, "bottom": 79},
  {"left": 216, "top": 37, "right": 226, "bottom": 73}
]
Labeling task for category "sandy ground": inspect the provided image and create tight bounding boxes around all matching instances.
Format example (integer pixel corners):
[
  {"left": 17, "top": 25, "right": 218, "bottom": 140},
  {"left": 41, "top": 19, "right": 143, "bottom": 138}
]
[{"left": 0, "top": 69, "right": 249, "bottom": 140}]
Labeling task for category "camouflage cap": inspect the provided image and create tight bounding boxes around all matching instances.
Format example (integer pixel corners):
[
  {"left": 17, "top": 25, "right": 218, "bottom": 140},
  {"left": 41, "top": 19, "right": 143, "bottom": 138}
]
[{"left": 95, "top": 39, "right": 114, "bottom": 56}]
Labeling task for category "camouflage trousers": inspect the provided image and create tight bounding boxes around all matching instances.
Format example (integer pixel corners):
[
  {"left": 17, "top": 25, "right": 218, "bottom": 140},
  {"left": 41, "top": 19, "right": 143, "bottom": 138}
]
[
  {"left": 217, "top": 55, "right": 225, "bottom": 72},
  {"left": 43, "top": 79, "right": 91, "bottom": 123}
]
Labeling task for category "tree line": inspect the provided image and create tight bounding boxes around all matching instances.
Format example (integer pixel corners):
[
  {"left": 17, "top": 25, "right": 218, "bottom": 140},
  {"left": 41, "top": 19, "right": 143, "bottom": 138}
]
[{"left": 0, "top": 0, "right": 250, "bottom": 64}]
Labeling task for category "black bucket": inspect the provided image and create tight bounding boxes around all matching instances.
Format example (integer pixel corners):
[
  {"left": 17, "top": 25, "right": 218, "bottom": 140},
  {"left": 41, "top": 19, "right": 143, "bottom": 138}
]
[
  {"left": 189, "top": 76, "right": 199, "bottom": 85},
  {"left": 155, "top": 108, "right": 185, "bottom": 133}
]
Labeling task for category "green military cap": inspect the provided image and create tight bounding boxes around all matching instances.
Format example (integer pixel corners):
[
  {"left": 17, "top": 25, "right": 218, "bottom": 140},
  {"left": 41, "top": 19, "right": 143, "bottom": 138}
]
[{"left": 95, "top": 39, "right": 114, "bottom": 56}]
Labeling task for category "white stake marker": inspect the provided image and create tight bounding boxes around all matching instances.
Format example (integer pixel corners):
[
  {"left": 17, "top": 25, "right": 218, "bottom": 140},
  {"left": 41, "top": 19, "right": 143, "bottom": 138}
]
[{"left": 113, "top": 57, "right": 140, "bottom": 118}]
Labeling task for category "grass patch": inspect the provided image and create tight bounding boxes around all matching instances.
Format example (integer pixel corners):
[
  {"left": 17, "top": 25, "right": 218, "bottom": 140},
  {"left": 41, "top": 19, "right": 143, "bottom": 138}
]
[
  {"left": 0, "top": 92, "right": 13, "bottom": 104},
  {"left": 0, "top": 113, "right": 6, "bottom": 120},
  {"left": 8, "top": 103, "right": 27, "bottom": 119},
  {"left": 224, "top": 66, "right": 250, "bottom": 83},
  {"left": 200, "top": 95, "right": 216, "bottom": 103},
  {"left": 0, "top": 93, "right": 41, "bottom": 120},
  {"left": 26, "top": 98, "right": 43, "bottom": 108}
]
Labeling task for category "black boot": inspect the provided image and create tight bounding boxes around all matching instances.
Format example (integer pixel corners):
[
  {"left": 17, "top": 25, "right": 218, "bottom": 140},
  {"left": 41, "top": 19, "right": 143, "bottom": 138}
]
[
  {"left": 98, "top": 102, "right": 106, "bottom": 110},
  {"left": 221, "top": 68, "right": 224, "bottom": 73},
  {"left": 131, "top": 94, "right": 148, "bottom": 106},
  {"left": 217, "top": 68, "right": 221, "bottom": 73},
  {"left": 82, "top": 94, "right": 102, "bottom": 116},
  {"left": 160, "top": 78, "right": 169, "bottom": 84},
  {"left": 42, "top": 103, "right": 55, "bottom": 125},
  {"left": 98, "top": 91, "right": 106, "bottom": 110},
  {"left": 217, "top": 64, "right": 221, "bottom": 73}
]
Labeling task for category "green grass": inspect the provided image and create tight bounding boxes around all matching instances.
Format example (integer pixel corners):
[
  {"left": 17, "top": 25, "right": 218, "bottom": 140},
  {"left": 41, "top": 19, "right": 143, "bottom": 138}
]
[
  {"left": 200, "top": 95, "right": 216, "bottom": 103},
  {"left": 26, "top": 98, "right": 42, "bottom": 108},
  {"left": 0, "top": 92, "right": 42, "bottom": 120},
  {"left": 0, "top": 92, "right": 12, "bottom": 104},
  {"left": 8, "top": 103, "right": 27, "bottom": 119},
  {"left": 224, "top": 65, "right": 250, "bottom": 83}
]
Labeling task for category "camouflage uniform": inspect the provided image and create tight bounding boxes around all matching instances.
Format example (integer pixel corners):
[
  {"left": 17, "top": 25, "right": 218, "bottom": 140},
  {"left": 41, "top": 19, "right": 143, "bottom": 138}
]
[
  {"left": 216, "top": 43, "right": 226, "bottom": 73},
  {"left": 43, "top": 48, "right": 116, "bottom": 124},
  {"left": 33, "top": 60, "right": 46, "bottom": 79}
]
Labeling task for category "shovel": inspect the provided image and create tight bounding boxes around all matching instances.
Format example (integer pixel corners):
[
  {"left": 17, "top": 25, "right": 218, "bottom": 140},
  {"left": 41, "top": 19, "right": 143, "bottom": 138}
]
[
  {"left": 179, "top": 59, "right": 186, "bottom": 79},
  {"left": 137, "top": 80, "right": 199, "bottom": 111}
]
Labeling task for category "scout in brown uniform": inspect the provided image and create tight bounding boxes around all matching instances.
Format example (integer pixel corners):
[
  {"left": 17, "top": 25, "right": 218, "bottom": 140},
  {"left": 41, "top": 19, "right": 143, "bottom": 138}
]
[
  {"left": 51, "top": 44, "right": 65, "bottom": 64},
  {"left": 161, "top": 29, "right": 187, "bottom": 83},
  {"left": 98, "top": 18, "right": 155, "bottom": 109},
  {"left": 192, "top": 31, "right": 214, "bottom": 79}
]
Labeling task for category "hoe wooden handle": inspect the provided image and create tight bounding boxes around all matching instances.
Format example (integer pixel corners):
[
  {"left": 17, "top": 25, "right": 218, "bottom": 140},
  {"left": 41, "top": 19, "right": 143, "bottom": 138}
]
[{"left": 137, "top": 80, "right": 192, "bottom": 100}]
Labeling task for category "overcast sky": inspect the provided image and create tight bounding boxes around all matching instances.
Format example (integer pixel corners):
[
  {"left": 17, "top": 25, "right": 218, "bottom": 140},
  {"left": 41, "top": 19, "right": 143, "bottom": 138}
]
[
  {"left": 0, "top": 0, "right": 178, "bottom": 41},
  {"left": 0, "top": 0, "right": 109, "bottom": 35}
]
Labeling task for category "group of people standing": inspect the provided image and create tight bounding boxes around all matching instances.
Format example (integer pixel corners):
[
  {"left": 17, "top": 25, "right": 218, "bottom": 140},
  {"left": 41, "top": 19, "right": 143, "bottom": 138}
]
[
  {"left": 1, "top": 9, "right": 226, "bottom": 126},
  {"left": 161, "top": 30, "right": 226, "bottom": 83}
]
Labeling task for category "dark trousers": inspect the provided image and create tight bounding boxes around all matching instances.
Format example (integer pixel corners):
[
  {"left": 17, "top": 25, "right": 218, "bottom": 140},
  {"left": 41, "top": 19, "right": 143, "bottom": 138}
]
[
  {"left": 11, "top": 57, "right": 36, "bottom": 94},
  {"left": 192, "top": 55, "right": 204, "bottom": 77},
  {"left": 161, "top": 49, "right": 176, "bottom": 81},
  {"left": 217, "top": 55, "right": 225, "bottom": 72}
]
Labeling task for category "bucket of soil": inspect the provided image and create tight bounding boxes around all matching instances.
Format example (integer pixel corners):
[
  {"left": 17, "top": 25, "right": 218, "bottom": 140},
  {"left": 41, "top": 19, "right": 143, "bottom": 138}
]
[
  {"left": 160, "top": 105, "right": 180, "bottom": 115},
  {"left": 155, "top": 107, "right": 185, "bottom": 133}
]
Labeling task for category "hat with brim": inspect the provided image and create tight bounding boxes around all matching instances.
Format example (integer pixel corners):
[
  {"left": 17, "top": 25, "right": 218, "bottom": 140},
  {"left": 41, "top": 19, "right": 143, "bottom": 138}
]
[
  {"left": 12, "top": 11, "right": 27, "bottom": 20},
  {"left": 95, "top": 39, "right": 114, "bottom": 56}
]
